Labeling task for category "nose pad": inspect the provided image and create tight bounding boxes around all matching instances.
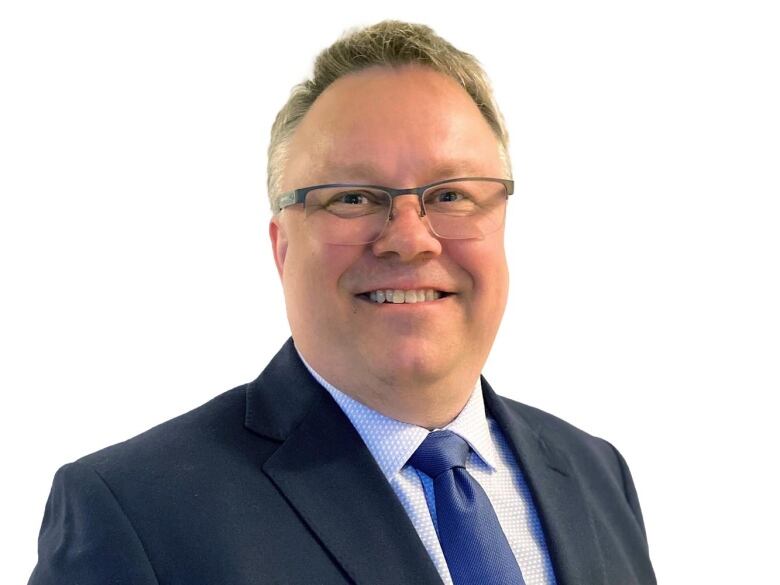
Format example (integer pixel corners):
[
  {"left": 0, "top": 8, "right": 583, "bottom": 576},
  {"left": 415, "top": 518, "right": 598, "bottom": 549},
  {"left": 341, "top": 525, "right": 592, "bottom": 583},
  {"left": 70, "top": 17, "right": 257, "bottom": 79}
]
[
  {"left": 383, "top": 194, "right": 435, "bottom": 238},
  {"left": 388, "top": 193, "right": 425, "bottom": 221},
  {"left": 371, "top": 193, "right": 442, "bottom": 258}
]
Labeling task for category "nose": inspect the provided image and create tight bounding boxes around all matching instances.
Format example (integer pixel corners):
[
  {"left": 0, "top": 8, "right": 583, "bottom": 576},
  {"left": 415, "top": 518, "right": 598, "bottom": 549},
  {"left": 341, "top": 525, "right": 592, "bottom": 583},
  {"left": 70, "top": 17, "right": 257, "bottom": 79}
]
[{"left": 371, "top": 194, "right": 442, "bottom": 262}]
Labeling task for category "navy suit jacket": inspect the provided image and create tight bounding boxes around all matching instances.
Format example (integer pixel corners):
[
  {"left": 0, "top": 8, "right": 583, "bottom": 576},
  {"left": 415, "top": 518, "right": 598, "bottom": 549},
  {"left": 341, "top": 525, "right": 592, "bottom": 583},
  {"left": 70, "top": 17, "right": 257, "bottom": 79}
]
[{"left": 30, "top": 339, "right": 656, "bottom": 584}]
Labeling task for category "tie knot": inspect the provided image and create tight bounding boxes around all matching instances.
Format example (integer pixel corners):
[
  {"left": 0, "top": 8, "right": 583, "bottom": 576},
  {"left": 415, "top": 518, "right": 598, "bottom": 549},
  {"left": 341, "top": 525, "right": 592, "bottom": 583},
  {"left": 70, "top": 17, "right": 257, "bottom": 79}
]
[{"left": 408, "top": 430, "right": 471, "bottom": 479}]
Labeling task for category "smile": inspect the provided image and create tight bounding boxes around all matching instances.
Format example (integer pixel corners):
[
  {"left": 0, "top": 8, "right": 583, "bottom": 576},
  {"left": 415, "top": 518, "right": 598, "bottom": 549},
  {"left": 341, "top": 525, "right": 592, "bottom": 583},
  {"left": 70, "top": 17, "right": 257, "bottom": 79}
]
[{"left": 359, "top": 289, "right": 451, "bottom": 304}]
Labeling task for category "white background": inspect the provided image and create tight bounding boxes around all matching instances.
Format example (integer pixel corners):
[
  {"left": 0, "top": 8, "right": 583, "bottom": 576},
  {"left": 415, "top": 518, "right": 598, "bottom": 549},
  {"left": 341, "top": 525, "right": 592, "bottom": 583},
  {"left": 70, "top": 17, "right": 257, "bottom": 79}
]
[{"left": 2, "top": 1, "right": 778, "bottom": 583}]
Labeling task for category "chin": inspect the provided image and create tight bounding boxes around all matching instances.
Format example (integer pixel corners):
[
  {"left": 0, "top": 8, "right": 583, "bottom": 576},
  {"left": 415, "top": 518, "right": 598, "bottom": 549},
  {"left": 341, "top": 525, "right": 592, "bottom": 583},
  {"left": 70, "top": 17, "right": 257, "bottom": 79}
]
[{"left": 365, "top": 337, "right": 458, "bottom": 386}]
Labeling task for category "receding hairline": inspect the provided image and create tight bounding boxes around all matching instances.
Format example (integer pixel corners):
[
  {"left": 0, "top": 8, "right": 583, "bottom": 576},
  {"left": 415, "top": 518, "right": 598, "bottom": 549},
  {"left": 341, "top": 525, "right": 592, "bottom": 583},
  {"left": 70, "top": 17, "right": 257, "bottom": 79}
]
[
  {"left": 267, "top": 20, "right": 511, "bottom": 210},
  {"left": 278, "top": 64, "right": 507, "bottom": 188}
]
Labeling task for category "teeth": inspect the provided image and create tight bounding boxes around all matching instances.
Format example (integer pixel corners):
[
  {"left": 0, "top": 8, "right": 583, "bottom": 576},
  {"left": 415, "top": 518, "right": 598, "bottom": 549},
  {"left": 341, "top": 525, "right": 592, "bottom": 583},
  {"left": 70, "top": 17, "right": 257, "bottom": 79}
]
[{"left": 366, "top": 289, "right": 444, "bottom": 304}]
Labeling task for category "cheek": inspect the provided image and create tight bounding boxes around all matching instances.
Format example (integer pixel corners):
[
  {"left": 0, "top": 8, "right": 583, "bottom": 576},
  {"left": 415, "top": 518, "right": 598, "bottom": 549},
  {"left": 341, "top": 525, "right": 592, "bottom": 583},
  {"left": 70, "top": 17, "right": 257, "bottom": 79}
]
[
  {"left": 284, "top": 239, "right": 362, "bottom": 306},
  {"left": 447, "top": 238, "right": 508, "bottom": 300}
]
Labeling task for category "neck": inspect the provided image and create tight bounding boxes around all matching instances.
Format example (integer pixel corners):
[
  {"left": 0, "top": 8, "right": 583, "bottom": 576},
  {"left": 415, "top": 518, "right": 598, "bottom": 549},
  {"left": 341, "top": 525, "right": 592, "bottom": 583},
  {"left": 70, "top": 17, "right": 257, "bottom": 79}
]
[{"left": 298, "top": 350, "right": 480, "bottom": 429}]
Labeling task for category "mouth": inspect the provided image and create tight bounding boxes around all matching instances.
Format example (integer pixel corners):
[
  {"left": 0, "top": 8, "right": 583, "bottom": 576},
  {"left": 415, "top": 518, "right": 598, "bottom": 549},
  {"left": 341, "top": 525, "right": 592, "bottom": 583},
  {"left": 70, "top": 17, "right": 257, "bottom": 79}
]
[{"left": 356, "top": 288, "right": 454, "bottom": 304}]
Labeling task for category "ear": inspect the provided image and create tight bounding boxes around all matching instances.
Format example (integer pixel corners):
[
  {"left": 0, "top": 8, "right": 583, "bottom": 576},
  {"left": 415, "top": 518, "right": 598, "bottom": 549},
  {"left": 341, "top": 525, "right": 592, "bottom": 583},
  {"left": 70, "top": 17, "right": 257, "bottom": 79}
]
[{"left": 269, "top": 217, "right": 288, "bottom": 280}]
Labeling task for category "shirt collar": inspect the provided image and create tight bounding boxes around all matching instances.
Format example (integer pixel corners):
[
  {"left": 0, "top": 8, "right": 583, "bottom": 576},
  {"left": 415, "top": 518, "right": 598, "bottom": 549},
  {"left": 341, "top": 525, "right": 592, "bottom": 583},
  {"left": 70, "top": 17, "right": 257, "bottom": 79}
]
[
  {"left": 297, "top": 350, "right": 499, "bottom": 480},
  {"left": 442, "top": 384, "right": 499, "bottom": 472}
]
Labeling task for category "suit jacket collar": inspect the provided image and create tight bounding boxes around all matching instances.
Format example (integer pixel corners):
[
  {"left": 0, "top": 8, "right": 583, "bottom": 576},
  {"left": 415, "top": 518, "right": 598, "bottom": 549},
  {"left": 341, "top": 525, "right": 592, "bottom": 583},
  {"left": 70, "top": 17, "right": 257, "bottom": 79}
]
[
  {"left": 482, "top": 376, "right": 607, "bottom": 585},
  {"left": 244, "top": 338, "right": 321, "bottom": 441},
  {"left": 244, "top": 339, "right": 607, "bottom": 585},
  {"left": 244, "top": 339, "right": 443, "bottom": 585}
]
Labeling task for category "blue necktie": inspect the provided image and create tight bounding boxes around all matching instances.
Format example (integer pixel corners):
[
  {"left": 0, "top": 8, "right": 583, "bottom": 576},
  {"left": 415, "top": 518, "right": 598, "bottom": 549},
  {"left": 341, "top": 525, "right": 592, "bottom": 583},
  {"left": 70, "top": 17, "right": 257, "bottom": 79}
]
[{"left": 409, "top": 430, "right": 526, "bottom": 585}]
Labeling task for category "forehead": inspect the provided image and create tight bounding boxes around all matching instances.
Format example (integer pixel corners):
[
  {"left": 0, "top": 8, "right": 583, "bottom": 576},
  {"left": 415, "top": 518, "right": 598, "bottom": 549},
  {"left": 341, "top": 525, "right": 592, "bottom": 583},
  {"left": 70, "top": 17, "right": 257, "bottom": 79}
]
[{"left": 283, "top": 65, "right": 504, "bottom": 188}]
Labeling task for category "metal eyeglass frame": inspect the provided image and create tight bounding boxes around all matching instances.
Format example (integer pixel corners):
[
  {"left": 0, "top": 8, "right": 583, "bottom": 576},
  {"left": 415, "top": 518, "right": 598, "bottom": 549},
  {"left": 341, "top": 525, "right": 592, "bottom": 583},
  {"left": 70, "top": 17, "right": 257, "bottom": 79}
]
[{"left": 273, "top": 177, "right": 515, "bottom": 216}]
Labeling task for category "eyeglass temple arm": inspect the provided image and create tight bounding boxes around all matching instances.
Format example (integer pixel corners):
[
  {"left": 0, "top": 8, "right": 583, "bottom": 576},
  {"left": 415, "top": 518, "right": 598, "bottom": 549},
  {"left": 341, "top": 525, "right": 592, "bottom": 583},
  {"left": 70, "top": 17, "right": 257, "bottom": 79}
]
[{"left": 274, "top": 190, "right": 307, "bottom": 213}]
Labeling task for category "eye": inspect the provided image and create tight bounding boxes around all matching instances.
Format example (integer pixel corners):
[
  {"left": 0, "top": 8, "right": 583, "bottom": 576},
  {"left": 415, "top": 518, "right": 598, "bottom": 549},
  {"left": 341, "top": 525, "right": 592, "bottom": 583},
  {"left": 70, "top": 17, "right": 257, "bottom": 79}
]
[
  {"left": 319, "top": 189, "right": 387, "bottom": 218},
  {"left": 332, "top": 191, "right": 372, "bottom": 206},
  {"left": 425, "top": 187, "right": 477, "bottom": 213},
  {"left": 434, "top": 190, "right": 465, "bottom": 203},
  {"left": 325, "top": 190, "right": 384, "bottom": 208}
]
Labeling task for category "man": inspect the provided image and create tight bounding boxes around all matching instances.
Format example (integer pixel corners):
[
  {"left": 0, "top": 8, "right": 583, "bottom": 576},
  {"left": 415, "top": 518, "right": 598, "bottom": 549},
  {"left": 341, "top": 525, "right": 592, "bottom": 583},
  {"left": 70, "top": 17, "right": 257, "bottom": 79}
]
[{"left": 29, "top": 21, "right": 656, "bottom": 585}]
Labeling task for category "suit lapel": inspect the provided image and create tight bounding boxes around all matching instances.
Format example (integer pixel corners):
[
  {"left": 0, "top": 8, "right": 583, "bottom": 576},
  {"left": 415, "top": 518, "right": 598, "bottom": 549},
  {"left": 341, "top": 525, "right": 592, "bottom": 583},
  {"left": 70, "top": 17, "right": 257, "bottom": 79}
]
[
  {"left": 245, "top": 340, "right": 442, "bottom": 585},
  {"left": 482, "top": 378, "right": 608, "bottom": 585}
]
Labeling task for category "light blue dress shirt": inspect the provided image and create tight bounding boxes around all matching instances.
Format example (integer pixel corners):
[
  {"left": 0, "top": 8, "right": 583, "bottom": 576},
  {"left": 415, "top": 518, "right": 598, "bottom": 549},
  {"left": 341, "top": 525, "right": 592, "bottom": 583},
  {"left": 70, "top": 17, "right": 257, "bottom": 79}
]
[{"left": 299, "top": 355, "right": 557, "bottom": 585}]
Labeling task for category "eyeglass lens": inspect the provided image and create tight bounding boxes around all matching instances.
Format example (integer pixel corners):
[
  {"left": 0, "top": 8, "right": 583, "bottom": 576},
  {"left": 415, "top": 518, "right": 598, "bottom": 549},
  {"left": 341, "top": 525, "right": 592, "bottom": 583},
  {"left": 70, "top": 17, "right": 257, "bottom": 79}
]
[{"left": 302, "top": 179, "right": 508, "bottom": 245}]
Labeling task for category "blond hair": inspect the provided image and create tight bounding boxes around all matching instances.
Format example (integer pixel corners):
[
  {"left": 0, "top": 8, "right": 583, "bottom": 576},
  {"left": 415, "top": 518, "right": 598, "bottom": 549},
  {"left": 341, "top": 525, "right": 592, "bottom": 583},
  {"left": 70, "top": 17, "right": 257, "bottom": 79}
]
[{"left": 267, "top": 20, "right": 510, "bottom": 211}]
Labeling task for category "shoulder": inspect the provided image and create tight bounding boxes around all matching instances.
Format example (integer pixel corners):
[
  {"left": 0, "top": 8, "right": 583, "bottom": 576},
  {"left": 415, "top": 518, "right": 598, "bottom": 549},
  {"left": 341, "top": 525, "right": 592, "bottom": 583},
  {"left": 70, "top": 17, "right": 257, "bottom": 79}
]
[
  {"left": 74, "top": 384, "right": 264, "bottom": 485},
  {"left": 497, "top": 395, "right": 632, "bottom": 486},
  {"left": 30, "top": 386, "right": 257, "bottom": 585},
  {"left": 499, "top": 396, "right": 618, "bottom": 458},
  {"left": 492, "top": 393, "right": 647, "bottom": 535}
]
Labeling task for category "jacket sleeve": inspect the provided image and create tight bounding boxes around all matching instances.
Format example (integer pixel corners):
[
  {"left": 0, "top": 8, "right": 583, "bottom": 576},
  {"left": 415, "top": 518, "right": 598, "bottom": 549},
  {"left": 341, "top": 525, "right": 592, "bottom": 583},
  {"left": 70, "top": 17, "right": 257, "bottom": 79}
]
[{"left": 28, "top": 461, "right": 159, "bottom": 585}]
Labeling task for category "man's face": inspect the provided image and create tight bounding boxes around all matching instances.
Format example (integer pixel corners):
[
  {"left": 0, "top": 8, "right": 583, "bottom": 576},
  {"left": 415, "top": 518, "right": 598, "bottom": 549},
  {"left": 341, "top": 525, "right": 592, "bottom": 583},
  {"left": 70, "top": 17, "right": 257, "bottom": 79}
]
[{"left": 270, "top": 65, "right": 509, "bottom": 404}]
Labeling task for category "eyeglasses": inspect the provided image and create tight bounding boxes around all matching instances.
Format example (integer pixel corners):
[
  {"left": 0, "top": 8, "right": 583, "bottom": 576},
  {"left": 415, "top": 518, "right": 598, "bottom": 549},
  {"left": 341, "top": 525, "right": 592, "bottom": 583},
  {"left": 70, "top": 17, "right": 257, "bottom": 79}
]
[{"left": 274, "top": 177, "right": 514, "bottom": 245}]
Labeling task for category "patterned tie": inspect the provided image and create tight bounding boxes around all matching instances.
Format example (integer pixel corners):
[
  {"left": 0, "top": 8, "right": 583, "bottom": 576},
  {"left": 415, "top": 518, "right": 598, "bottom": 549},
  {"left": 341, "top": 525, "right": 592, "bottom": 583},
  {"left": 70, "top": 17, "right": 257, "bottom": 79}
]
[{"left": 409, "top": 430, "right": 526, "bottom": 585}]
